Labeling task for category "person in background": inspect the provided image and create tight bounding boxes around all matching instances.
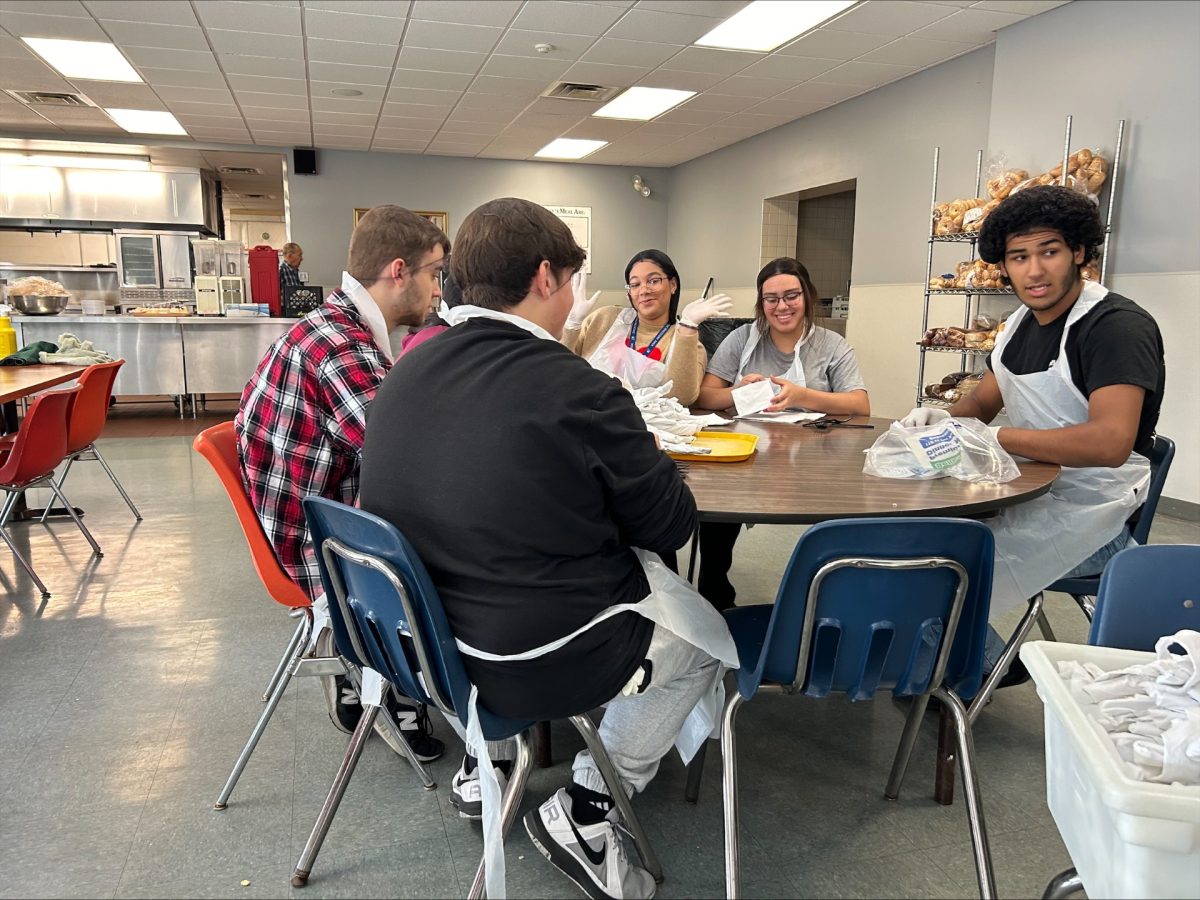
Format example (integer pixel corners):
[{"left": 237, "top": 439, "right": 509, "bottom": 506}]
[
  {"left": 695, "top": 256, "right": 870, "bottom": 611},
  {"left": 237, "top": 206, "right": 449, "bottom": 760},
  {"left": 399, "top": 272, "right": 463, "bottom": 356},
  {"left": 897, "top": 184, "right": 1164, "bottom": 687},
  {"left": 360, "top": 198, "right": 728, "bottom": 900},
  {"left": 279, "top": 242, "right": 304, "bottom": 290},
  {"left": 561, "top": 249, "right": 732, "bottom": 406}
]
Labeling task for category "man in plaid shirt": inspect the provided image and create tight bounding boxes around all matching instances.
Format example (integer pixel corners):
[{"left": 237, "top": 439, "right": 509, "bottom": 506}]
[{"left": 236, "top": 206, "right": 449, "bottom": 760}]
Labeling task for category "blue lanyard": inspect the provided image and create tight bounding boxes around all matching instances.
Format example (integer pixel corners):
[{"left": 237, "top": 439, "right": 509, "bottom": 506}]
[{"left": 628, "top": 317, "right": 672, "bottom": 357}]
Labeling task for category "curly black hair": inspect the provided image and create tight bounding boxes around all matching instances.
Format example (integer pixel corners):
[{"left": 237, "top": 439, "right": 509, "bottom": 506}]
[{"left": 977, "top": 184, "right": 1104, "bottom": 266}]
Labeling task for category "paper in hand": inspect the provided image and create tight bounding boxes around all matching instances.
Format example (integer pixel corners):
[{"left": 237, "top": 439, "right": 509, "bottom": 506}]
[{"left": 731, "top": 379, "right": 775, "bottom": 417}]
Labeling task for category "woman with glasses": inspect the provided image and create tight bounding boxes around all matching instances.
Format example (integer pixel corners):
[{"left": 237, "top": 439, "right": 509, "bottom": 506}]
[
  {"left": 561, "top": 248, "right": 732, "bottom": 404},
  {"left": 695, "top": 257, "right": 870, "bottom": 610}
]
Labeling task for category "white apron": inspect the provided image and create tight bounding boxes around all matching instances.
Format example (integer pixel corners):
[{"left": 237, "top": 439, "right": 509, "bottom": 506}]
[
  {"left": 586, "top": 307, "right": 674, "bottom": 390},
  {"left": 443, "top": 303, "right": 739, "bottom": 898},
  {"left": 737, "top": 324, "right": 811, "bottom": 391},
  {"left": 986, "top": 280, "right": 1150, "bottom": 615}
]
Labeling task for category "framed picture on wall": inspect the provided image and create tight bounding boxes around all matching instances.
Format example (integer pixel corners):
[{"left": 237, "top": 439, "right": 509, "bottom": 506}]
[{"left": 353, "top": 208, "right": 449, "bottom": 235}]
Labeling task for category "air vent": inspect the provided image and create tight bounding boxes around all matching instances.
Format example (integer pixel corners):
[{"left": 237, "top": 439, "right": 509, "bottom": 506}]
[
  {"left": 5, "top": 89, "right": 95, "bottom": 107},
  {"left": 217, "top": 166, "right": 263, "bottom": 175},
  {"left": 541, "top": 82, "right": 622, "bottom": 102}
]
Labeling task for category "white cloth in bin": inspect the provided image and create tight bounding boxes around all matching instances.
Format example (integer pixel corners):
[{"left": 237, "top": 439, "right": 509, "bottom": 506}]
[
  {"left": 1059, "top": 629, "right": 1200, "bottom": 785},
  {"left": 628, "top": 382, "right": 727, "bottom": 451}
]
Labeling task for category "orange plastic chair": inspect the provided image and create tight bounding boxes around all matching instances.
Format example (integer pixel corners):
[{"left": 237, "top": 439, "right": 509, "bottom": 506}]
[
  {"left": 42, "top": 360, "right": 142, "bottom": 523},
  {"left": 0, "top": 386, "right": 102, "bottom": 599},
  {"left": 193, "top": 421, "right": 315, "bottom": 809}
]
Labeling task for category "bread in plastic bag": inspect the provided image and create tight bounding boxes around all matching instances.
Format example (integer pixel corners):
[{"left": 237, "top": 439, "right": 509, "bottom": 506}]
[{"left": 863, "top": 417, "right": 1021, "bottom": 484}]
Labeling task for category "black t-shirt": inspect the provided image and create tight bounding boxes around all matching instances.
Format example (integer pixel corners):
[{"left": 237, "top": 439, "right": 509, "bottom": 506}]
[{"left": 987, "top": 293, "right": 1164, "bottom": 457}]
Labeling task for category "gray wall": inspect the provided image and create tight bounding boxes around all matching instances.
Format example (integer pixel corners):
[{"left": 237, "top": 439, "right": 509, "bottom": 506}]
[
  {"left": 288, "top": 151, "right": 669, "bottom": 290},
  {"left": 665, "top": 46, "right": 996, "bottom": 289}
]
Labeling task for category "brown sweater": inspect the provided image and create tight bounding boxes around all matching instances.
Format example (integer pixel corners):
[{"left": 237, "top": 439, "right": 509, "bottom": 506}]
[{"left": 561, "top": 305, "right": 707, "bottom": 405}]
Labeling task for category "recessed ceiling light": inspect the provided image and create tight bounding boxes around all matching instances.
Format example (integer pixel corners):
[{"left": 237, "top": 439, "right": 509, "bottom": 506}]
[
  {"left": 592, "top": 86, "right": 695, "bottom": 121},
  {"left": 330, "top": 88, "right": 363, "bottom": 97},
  {"left": 105, "top": 108, "right": 188, "bottom": 135},
  {"left": 0, "top": 152, "right": 150, "bottom": 171},
  {"left": 21, "top": 37, "right": 142, "bottom": 83},
  {"left": 694, "top": 0, "right": 858, "bottom": 53},
  {"left": 534, "top": 138, "right": 608, "bottom": 160}
]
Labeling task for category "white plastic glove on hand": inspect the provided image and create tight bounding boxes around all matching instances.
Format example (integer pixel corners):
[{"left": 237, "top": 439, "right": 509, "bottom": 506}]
[
  {"left": 566, "top": 270, "right": 601, "bottom": 329},
  {"left": 898, "top": 406, "right": 950, "bottom": 428},
  {"left": 679, "top": 293, "right": 733, "bottom": 327}
]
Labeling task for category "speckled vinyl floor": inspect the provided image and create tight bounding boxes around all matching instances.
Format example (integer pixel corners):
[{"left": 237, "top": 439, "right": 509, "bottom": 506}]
[{"left": 1, "top": 434, "right": 1196, "bottom": 899}]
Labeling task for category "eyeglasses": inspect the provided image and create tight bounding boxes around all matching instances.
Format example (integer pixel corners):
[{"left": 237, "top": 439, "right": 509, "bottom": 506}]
[
  {"left": 410, "top": 253, "right": 450, "bottom": 276},
  {"left": 626, "top": 275, "right": 668, "bottom": 293},
  {"left": 761, "top": 290, "right": 803, "bottom": 307}
]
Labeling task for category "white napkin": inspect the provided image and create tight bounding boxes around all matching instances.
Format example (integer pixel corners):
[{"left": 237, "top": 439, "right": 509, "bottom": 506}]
[{"left": 731, "top": 379, "right": 774, "bottom": 417}]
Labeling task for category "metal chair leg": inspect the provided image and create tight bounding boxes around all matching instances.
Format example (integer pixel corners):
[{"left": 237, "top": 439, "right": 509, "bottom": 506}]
[
  {"left": 686, "top": 521, "right": 700, "bottom": 584},
  {"left": 214, "top": 609, "right": 314, "bottom": 810},
  {"left": 370, "top": 689, "right": 436, "bottom": 790},
  {"left": 1074, "top": 595, "right": 1096, "bottom": 621},
  {"left": 933, "top": 687, "right": 996, "bottom": 900},
  {"left": 884, "top": 691, "right": 933, "bottom": 800},
  {"left": 967, "top": 592, "right": 1044, "bottom": 724},
  {"left": 39, "top": 456, "right": 75, "bottom": 523},
  {"left": 721, "top": 693, "right": 746, "bottom": 900},
  {"left": 569, "top": 712, "right": 664, "bottom": 884},
  {"left": 684, "top": 740, "right": 708, "bottom": 803},
  {"left": 1036, "top": 609, "right": 1057, "bottom": 642},
  {"left": 1041, "top": 867, "right": 1083, "bottom": 899},
  {"left": 261, "top": 612, "right": 307, "bottom": 701},
  {"left": 48, "top": 481, "right": 102, "bottom": 556},
  {"left": 291, "top": 702, "right": 381, "bottom": 887},
  {"left": 91, "top": 444, "right": 143, "bottom": 521},
  {"left": 0, "top": 502, "right": 49, "bottom": 598},
  {"left": 468, "top": 733, "right": 533, "bottom": 900}
]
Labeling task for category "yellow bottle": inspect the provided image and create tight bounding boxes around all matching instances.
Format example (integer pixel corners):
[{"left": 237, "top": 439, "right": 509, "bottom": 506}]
[{"left": 0, "top": 315, "right": 17, "bottom": 359}]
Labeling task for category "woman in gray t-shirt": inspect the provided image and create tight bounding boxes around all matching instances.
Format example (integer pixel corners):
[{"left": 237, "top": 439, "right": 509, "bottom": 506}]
[{"left": 695, "top": 257, "right": 871, "bottom": 611}]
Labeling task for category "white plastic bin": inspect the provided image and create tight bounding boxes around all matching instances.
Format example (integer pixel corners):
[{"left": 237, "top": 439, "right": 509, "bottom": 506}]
[{"left": 1021, "top": 640, "right": 1200, "bottom": 899}]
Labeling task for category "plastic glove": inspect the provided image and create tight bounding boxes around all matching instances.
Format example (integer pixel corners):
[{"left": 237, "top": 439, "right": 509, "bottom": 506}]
[
  {"left": 898, "top": 406, "right": 950, "bottom": 428},
  {"left": 679, "top": 293, "right": 733, "bottom": 327},
  {"left": 567, "top": 270, "right": 600, "bottom": 329}
]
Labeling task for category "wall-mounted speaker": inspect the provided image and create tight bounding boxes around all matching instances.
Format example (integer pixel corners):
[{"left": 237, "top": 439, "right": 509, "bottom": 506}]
[{"left": 293, "top": 147, "right": 317, "bottom": 176}]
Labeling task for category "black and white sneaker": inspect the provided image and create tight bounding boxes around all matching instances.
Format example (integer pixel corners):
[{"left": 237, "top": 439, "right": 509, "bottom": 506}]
[
  {"left": 524, "top": 788, "right": 655, "bottom": 900},
  {"left": 374, "top": 695, "right": 445, "bottom": 763},
  {"left": 315, "top": 627, "right": 361, "bottom": 734},
  {"left": 449, "top": 757, "right": 508, "bottom": 820}
]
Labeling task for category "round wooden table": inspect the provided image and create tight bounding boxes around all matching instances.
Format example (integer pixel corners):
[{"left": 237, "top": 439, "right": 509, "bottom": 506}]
[{"left": 681, "top": 416, "right": 1060, "bottom": 523}]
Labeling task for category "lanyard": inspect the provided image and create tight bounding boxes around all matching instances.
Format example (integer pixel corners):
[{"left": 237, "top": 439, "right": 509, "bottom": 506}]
[{"left": 628, "top": 317, "right": 672, "bottom": 357}]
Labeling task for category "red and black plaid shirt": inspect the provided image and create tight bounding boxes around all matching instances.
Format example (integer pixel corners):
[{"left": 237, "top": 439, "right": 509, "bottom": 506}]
[{"left": 235, "top": 290, "right": 390, "bottom": 599}]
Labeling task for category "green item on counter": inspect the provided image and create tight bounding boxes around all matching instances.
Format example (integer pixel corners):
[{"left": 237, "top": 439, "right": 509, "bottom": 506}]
[{"left": 0, "top": 340, "right": 59, "bottom": 366}]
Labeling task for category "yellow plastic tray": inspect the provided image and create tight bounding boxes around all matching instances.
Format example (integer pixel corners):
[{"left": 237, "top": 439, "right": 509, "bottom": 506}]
[{"left": 667, "top": 431, "right": 758, "bottom": 462}]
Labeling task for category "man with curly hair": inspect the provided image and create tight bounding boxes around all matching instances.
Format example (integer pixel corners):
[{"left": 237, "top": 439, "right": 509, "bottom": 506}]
[{"left": 899, "top": 184, "right": 1164, "bottom": 685}]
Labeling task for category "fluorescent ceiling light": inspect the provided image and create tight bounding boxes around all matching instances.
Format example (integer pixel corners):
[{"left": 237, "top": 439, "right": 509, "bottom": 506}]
[
  {"left": 592, "top": 87, "right": 695, "bottom": 122},
  {"left": 21, "top": 37, "right": 142, "bottom": 83},
  {"left": 534, "top": 138, "right": 608, "bottom": 160},
  {"left": 0, "top": 152, "right": 150, "bottom": 171},
  {"left": 105, "top": 108, "right": 188, "bottom": 136},
  {"left": 694, "top": 0, "right": 858, "bottom": 53}
]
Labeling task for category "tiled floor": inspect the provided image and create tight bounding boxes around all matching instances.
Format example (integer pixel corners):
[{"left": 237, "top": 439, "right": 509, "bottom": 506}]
[{"left": 1, "top": 431, "right": 1196, "bottom": 899}]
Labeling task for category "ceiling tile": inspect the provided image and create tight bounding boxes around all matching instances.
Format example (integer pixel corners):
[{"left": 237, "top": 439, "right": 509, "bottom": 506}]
[
  {"left": 0, "top": 108, "right": 58, "bottom": 129},
  {"left": 305, "top": 37, "right": 397, "bottom": 67},
  {"left": 189, "top": 127, "right": 250, "bottom": 139},
  {"left": 651, "top": 103, "right": 729, "bottom": 126},
  {"left": 252, "top": 129, "right": 312, "bottom": 142},
  {"left": 302, "top": 9, "right": 406, "bottom": 43},
  {"left": 509, "top": 0, "right": 626, "bottom": 36},
  {"left": 442, "top": 106, "right": 516, "bottom": 125},
  {"left": 194, "top": 1, "right": 301, "bottom": 35},
  {"left": 310, "top": 80, "right": 385, "bottom": 102},
  {"left": 0, "top": 67, "right": 75, "bottom": 92},
  {"left": 85, "top": 0, "right": 199, "bottom": 25},
  {"left": 410, "top": 0, "right": 521, "bottom": 26},
  {"left": 823, "top": 2, "right": 955, "bottom": 36},
  {"left": 809, "top": 59, "right": 915, "bottom": 87},
  {"left": 403, "top": 19, "right": 501, "bottom": 53},
  {"left": 101, "top": 21, "right": 210, "bottom": 50},
  {"left": 636, "top": 67, "right": 725, "bottom": 92},
  {"left": 743, "top": 97, "right": 825, "bottom": 118},
  {"left": 226, "top": 73, "right": 307, "bottom": 96},
  {"left": 492, "top": 28, "right": 594, "bottom": 59},
  {"left": 658, "top": 45, "right": 759, "bottom": 76},
  {"left": 477, "top": 53, "right": 569, "bottom": 80},
  {"left": 634, "top": 0, "right": 748, "bottom": 15},
  {"left": 383, "top": 87, "right": 460, "bottom": 107},
  {"left": 454, "top": 91, "right": 526, "bottom": 112},
  {"left": 436, "top": 120, "right": 501, "bottom": 135},
  {"left": 371, "top": 141, "right": 429, "bottom": 152},
  {"left": 307, "top": 60, "right": 392, "bottom": 86},
  {"left": 522, "top": 96, "right": 591, "bottom": 115},
  {"left": 395, "top": 47, "right": 485, "bottom": 75},
  {"left": 207, "top": 29, "right": 303, "bottom": 57},
  {"left": 467, "top": 75, "right": 547, "bottom": 100},
  {"left": 228, "top": 89, "right": 305, "bottom": 108},
  {"left": 166, "top": 100, "right": 242, "bottom": 116},
  {"left": 176, "top": 113, "right": 248, "bottom": 128},
  {"left": 561, "top": 117, "right": 641, "bottom": 139},
  {"left": 390, "top": 68, "right": 473, "bottom": 91},
  {"left": 219, "top": 54, "right": 307, "bottom": 79},
  {"left": 312, "top": 113, "right": 379, "bottom": 128},
  {"left": 0, "top": 34, "right": 35, "bottom": 57},
  {"left": 5, "top": 1, "right": 89, "bottom": 17},
  {"left": 561, "top": 61, "right": 649, "bottom": 88},
  {"left": 313, "top": 123, "right": 374, "bottom": 135},
  {"left": 604, "top": 8, "right": 724, "bottom": 43},
  {"left": 627, "top": 120, "right": 699, "bottom": 138},
  {"left": 711, "top": 74, "right": 793, "bottom": 99},
  {"left": 776, "top": 80, "right": 864, "bottom": 104},
  {"left": 123, "top": 46, "right": 220, "bottom": 72},
  {"left": 913, "top": 8, "right": 1026, "bottom": 43},
  {"left": 31, "top": 106, "right": 116, "bottom": 127},
  {"left": 376, "top": 120, "right": 442, "bottom": 134},
  {"left": 0, "top": 10, "right": 107, "bottom": 40},
  {"left": 140, "top": 67, "right": 227, "bottom": 89},
  {"left": 736, "top": 54, "right": 839, "bottom": 81},
  {"left": 582, "top": 37, "right": 682, "bottom": 68},
  {"left": 310, "top": 95, "right": 383, "bottom": 113},
  {"left": 304, "top": 0, "right": 410, "bottom": 15},
  {"left": 777, "top": 27, "right": 894, "bottom": 60},
  {"left": 673, "top": 92, "right": 748, "bottom": 113},
  {"left": 972, "top": 0, "right": 1068, "bottom": 13},
  {"left": 858, "top": 36, "right": 977, "bottom": 67},
  {"left": 70, "top": 79, "right": 165, "bottom": 107},
  {"left": 240, "top": 105, "right": 311, "bottom": 122}
]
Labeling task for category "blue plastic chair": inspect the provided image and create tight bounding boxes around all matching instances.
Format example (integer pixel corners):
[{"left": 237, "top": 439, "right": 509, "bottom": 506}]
[
  {"left": 1045, "top": 435, "right": 1175, "bottom": 624},
  {"left": 718, "top": 518, "right": 998, "bottom": 899},
  {"left": 1088, "top": 544, "right": 1200, "bottom": 650},
  {"left": 299, "top": 497, "right": 663, "bottom": 898}
]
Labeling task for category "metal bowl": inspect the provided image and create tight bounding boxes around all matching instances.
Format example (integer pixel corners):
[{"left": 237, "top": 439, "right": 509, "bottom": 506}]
[{"left": 9, "top": 294, "right": 70, "bottom": 315}]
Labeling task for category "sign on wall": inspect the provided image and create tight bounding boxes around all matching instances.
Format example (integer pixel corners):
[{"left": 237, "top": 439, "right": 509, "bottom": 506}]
[{"left": 545, "top": 205, "right": 592, "bottom": 274}]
